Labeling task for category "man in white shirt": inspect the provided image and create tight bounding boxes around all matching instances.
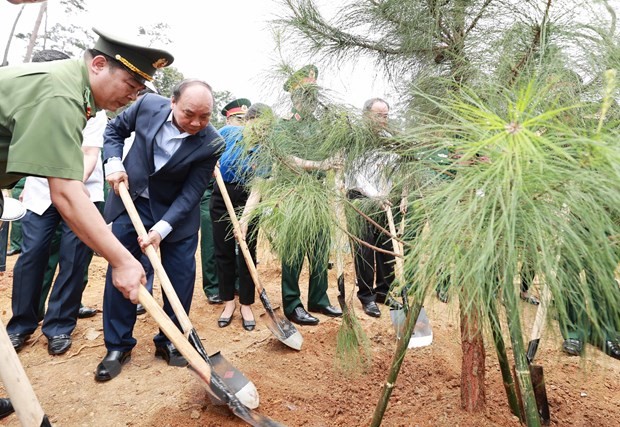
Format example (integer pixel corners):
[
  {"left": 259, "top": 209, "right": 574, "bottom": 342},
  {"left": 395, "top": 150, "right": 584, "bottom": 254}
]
[
  {"left": 7, "top": 110, "right": 107, "bottom": 355},
  {"left": 346, "top": 98, "right": 404, "bottom": 318}
]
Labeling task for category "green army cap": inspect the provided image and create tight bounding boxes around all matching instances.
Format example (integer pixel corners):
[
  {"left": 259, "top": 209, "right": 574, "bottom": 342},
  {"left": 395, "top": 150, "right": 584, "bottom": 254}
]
[
  {"left": 93, "top": 27, "right": 174, "bottom": 83},
  {"left": 221, "top": 98, "right": 252, "bottom": 118},
  {"left": 283, "top": 64, "right": 318, "bottom": 92}
]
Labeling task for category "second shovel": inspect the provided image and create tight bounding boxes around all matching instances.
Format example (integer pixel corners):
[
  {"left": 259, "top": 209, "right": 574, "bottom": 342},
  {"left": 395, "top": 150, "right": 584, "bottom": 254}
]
[{"left": 119, "top": 182, "right": 259, "bottom": 409}]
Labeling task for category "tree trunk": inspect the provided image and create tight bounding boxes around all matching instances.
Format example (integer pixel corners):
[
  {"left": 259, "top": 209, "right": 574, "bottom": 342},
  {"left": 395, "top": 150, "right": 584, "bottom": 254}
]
[
  {"left": 23, "top": 1, "right": 47, "bottom": 63},
  {"left": 459, "top": 293, "right": 486, "bottom": 412},
  {"left": 1, "top": 5, "right": 25, "bottom": 67}
]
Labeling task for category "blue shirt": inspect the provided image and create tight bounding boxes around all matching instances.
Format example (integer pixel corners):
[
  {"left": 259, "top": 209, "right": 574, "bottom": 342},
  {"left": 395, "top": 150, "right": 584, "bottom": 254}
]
[{"left": 218, "top": 125, "right": 260, "bottom": 185}]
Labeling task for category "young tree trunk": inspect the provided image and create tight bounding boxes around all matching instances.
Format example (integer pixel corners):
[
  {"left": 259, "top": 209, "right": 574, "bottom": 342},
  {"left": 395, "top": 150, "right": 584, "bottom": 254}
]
[
  {"left": 1, "top": 5, "right": 25, "bottom": 67},
  {"left": 459, "top": 292, "right": 486, "bottom": 412},
  {"left": 23, "top": 1, "right": 47, "bottom": 63}
]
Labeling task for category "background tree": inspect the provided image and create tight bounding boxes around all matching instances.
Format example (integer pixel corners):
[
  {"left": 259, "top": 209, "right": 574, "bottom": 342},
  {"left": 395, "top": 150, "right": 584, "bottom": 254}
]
[
  {"left": 153, "top": 66, "right": 185, "bottom": 98},
  {"left": 275, "top": 0, "right": 620, "bottom": 425},
  {"left": 209, "top": 89, "right": 236, "bottom": 129},
  {"left": 14, "top": 0, "right": 89, "bottom": 60}
]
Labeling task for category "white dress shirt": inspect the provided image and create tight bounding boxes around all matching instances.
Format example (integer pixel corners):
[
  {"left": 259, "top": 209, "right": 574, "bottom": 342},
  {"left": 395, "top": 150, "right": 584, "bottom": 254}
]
[
  {"left": 23, "top": 110, "right": 107, "bottom": 215},
  {"left": 103, "top": 112, "right": 190, "bottom": 240}
]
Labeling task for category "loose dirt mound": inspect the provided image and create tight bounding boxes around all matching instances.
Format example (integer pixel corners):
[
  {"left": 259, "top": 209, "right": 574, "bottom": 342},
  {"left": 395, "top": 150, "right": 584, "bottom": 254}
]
[{"left": 1, "top": 247, "right": 618, "bottom": 426}]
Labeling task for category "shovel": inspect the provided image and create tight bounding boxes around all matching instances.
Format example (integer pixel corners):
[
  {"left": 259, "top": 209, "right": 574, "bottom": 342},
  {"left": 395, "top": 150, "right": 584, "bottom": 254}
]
[
  {"left": 333, "top": 172, "right": 348, "bottom": 314},
  {"left": 137, "top": 287, "right": 285, "bottom": 426},
  {"left": 384, "top": 205, "right": 433, "bottom": 348},
  {"left": 0, "top": 312, "right": 51, "bottom": 427},
  {"left": 515, "top": 283, "right": 551, "bottom": 425},
  {"left": 0, "top": 210, "right": 50, "bottom": 426},
  {"left": 214, "top": 167, "right": 303, "bottom": 351},
  {"left": 118, "top": 182, "right": 259, "bottom": 409}
]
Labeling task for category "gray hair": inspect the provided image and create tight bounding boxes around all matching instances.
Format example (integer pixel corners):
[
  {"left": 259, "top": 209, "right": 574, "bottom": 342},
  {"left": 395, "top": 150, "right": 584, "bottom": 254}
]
[
  {"left": 245, "top": 103, "right": 272, "bottom": 121},
  {"left": 172, "top": 79, "right": 213, "bottom": 100},
  {"left": 362, "top": 97, "right": 390, "bottom": 112}
]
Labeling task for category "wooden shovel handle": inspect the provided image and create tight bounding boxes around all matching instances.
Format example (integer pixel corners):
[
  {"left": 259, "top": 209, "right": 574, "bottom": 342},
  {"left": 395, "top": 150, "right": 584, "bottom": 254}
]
[
  {"left": 530, "top": 283, "right": 552, "bottom": 343},
  {"left": 137, "top": 286, "right": 212, "bottom": 382},
  {"left": 0, "top": 317, "right": 47, "bottom": 426},
  {"left": 384, "top": 206, "right": 404, "bottom": 282},
  {"left": 333, "top": 169, "right": 348, "bottom": 279},
  {"left": 213, "top": 166, "right": 265, "bottom": 294},
  {"left": 117, "top": 182, "right": 193, "bottom": 334}
]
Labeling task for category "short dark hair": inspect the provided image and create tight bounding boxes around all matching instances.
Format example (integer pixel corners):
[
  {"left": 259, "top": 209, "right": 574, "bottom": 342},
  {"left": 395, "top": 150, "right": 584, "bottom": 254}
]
[
  {"left": 245, "top": 103, "right": 272, "bottom": 121},
  {"left": 363, "top": 97, "right": 390, "bottom": 112},
  {"left": 171, "top": 79, "right": 213, "bottom": 100},
  {"left": 85, "top": 49, "right": 124, "bottom": 72},
  {"left": 85, "top": 48, "right": 147, "bottom": 82},
  {"left": 32, "top": 49, "right": 70, "bottom": 63}
]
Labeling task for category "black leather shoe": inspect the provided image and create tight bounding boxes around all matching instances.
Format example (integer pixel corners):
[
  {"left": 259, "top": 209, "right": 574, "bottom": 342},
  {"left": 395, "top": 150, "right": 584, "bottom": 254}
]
[
  {"left": 207, "top": 294, "right": 223, "bottom": 305},
  {"left": 362, "top": 301, "right": 381, "bottom": 318},
  {"left": 48, "top": 334, "right": 72, "bottom": 355},
  {"left": 136, "top": 304, "right": 146, "bottom": 316},
  {"left": 520, "top": 292, "right": 540, "bottom": 305},
  {"left": 436, "top": 289, "right": 449, "bottom": 303},
  {"left": 0, "top": 398, "right": 14, "bottom": 419},
  {"left": 562, "top": 338, "right": 583, "bottom": 356},
  {"left": 95, "top": 350, "right": 132, "bottom": 382},
  {"left": 8, "top": 333, "right": 29, "bottom": 352},
  {"left": 155, "top": 342, "right": 187, "bottom": 367},
  {"left": 7, "top": 248, "right": 21, "bottom": 256},
  {"left": 286, "top": 306, "right": 319, "bottom": 326},
  {"left": 604, "top": 340, "right": 620, "bottom": 360},
  {"left": 308, "top": 305, "right": 343, "bottom": 317},
  {"left": 78, "top": 306, "right": 97, "bottom": 319}
]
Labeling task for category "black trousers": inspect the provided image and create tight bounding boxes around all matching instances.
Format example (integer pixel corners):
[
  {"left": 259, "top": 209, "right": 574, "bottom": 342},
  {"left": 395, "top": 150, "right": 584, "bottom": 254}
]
[
  {"left": 210, "top": 182, "right": 257, "bottom": 305},
  {"left": 347, "top": 191, "right": 395, "bottom": 304}
]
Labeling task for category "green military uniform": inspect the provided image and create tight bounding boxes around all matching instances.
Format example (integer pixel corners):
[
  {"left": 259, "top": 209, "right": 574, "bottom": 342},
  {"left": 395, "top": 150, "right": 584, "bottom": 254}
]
[
  {"left": 279, "top": 125, "right": 331, "bottom": 316},
  {"left": 279, "top": 66, "right": 332, "bottom": 317},
  {"left": 200, "top": 179, "right": 220, "bottom": 299},
  {"left": 0, "top": 59, "right": 93, "bottom": 191},
  {"left": 559, "top": 255, "right": 620, "bottom": 357}
]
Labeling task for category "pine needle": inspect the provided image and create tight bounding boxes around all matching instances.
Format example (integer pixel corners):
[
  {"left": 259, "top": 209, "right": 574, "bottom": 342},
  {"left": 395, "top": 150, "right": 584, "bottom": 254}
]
[{"left": 335, "top": 304, "right": 372, "bottom": 374}]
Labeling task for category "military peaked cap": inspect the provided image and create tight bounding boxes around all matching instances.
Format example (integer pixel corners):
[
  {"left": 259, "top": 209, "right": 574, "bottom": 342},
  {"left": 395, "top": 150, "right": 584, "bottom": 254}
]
[
  {"left": 93, "top": 27, "right": 174, "bottom": 83},
  {"left": 221, "top": 98, "right": 252, "bottom": 118},
  {"left": 283, "top": 64, "right": 318, "bottom": 92}
]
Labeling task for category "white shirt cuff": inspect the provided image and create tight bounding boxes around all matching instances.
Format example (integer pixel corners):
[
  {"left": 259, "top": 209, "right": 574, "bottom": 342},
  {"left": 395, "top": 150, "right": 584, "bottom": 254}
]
[
  {"left": 151, "top": 220, "right": 172, "bottom": 240},
  {"left": 104, "top": 157, "right": 125, "bottom": 176}
]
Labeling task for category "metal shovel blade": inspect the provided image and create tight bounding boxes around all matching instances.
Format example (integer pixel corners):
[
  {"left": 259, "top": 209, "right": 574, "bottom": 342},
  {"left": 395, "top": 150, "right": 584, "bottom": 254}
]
[
  {"left": 336, "top": 274, "right": 346, "bottom": 313},
  {"left": 390, "top": 306, "right": 433, "bottom": 348},
  {"left": 186, "top": 330, "right": 258, "bottom": 409},
  {"left": 530, "top": 364, "right": 550, "bottom": 425},
  {"left": 258, "top": 289, "right": 303, "bottom": 351},
  {"left": 189, "top": 368, "right": 286, "bottom": 427},
  {"left": 208, "top": 351, "right": 260, "bottom": 409}
]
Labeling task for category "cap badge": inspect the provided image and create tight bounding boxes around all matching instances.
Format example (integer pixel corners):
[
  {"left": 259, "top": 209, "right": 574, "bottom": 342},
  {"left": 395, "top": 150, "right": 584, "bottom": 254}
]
[{"left": 152, "top": 58, "right": 169, "bottom": 69}]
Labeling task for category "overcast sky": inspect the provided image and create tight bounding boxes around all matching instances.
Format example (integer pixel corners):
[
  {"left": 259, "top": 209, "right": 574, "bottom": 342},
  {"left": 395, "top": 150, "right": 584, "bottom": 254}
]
[{"left": 1, "top": 0, "right": 393, "bottom": 113}]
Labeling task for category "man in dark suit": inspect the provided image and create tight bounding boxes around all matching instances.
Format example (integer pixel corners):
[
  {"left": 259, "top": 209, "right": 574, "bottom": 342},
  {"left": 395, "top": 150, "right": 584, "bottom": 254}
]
[{"left": 95, "top": 79, "right": 223, "bottom": 382}]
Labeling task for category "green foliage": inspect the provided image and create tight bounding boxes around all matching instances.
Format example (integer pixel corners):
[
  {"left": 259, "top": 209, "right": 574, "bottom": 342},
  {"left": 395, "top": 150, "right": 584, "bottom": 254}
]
[
  {"left": 153, "top": 66, "right": 184, "bottom": 98},
  {"left": 210, "top": 90, "right": 236, "bottom": 130},
  {"left": 335, "top": 307, "right": 372, "bottom": 374},
  {"left": 276, "top": 0, "right": 620, "bottom": 423},
  {"left": 400, "top": 77, "right": 620, "bottom": 340}
]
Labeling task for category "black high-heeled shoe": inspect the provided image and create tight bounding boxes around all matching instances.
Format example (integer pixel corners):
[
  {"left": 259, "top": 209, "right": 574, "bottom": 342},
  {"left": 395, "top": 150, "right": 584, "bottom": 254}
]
[
  {"left": 218, "top": 307, "right": 234, "bottom": 328},
  {"left": 240, "top": 307, "right": 256, "bottom": 332}
]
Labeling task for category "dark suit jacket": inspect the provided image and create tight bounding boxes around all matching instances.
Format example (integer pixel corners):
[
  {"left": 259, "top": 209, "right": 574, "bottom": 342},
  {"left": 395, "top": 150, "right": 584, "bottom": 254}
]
[{"left": 103, "top": 93, "right": 223, "bottom": 242}]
